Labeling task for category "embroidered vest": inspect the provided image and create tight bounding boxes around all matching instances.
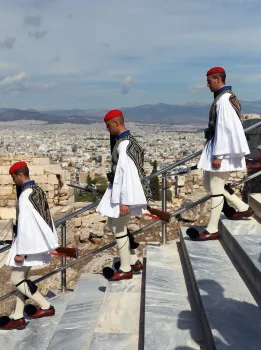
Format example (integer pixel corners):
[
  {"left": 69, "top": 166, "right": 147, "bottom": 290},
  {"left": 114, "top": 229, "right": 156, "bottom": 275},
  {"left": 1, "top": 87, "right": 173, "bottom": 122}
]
[
  {"left": 205, "top": 86, "right": 242, "bottom": 140},
  {"left": 108, "top": 133, "right": 153, "bottom": 202},
  {"left": 20, "top": 182, "right": 53, "bottom": 231}
]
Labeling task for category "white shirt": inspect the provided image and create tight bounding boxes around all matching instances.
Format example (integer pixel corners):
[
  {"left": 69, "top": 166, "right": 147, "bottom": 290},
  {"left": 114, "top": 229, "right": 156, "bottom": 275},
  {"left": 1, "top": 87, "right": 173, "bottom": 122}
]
[
  {"left": 5, "top": 187, "right": 58, "bottom": 267},
  {"left": 96, "top": 140, "right": 147, "bottom": 218},
  {"left": 198, "top": 92, "right": 250, "bottom": 172}
]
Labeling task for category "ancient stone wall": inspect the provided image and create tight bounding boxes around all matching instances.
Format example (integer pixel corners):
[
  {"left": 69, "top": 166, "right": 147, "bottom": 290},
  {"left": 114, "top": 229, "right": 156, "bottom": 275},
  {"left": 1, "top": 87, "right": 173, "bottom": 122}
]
[{"left": 0, "top": 156, "right": 74, "bottom": 220}]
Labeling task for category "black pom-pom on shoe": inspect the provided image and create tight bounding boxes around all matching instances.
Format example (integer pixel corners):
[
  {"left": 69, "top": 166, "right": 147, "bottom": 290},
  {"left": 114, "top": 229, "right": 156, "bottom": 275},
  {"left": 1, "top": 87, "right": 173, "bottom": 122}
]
[
  {"left": 103, "top": 267, "right": 115, "bottom": 279},
  {"left": 186, "top": 227, "right": 200, "bottom": 240},
  {"left": 24, "top": 304, "right": 37, "bottom": 316},
  {"left": 0, "top": 316, "right": 11, "bottom": 327}
]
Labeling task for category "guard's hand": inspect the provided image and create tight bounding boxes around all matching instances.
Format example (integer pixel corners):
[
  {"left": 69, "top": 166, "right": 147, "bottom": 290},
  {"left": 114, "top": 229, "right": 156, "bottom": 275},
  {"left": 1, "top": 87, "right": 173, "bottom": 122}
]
[
  {"left": 212, "top": 159, "right": 222, "bottom": 169},
  {"left": 14, "top": 255, "right": 25, "bottom": 263},
  {"left": 120, "top": 205, "right": 130, "bottom": 217}
]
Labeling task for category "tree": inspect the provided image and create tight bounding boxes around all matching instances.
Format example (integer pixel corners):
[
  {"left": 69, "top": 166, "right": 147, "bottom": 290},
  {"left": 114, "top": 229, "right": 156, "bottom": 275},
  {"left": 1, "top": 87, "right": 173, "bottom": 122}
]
[
  {"left": 87, "top": 172, "right": 92, "bottom": 186},
  {"left": 96, "top": 177, "right": 108, "bottom": 194},
  {"left": 150, "top": 160, "right": 160, "bottom": 201},
  {"left": 166, "top": 179, "right": 172, "bottom": 203},
  {"left": 75, "top": 191, "right": 97, "bottom": 202}
]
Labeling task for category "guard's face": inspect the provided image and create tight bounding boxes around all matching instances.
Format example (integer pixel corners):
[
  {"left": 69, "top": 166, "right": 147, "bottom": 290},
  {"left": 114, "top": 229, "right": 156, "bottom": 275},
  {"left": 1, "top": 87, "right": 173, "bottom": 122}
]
[
  {"left": 105, "top": 120, "right": 119, "bottom": 135},
  {"left": 11, "top": 173, "right": 23, "bottom": 186},
  {"left": 207, "top": 75, "right": 220, "bottom": 93}
]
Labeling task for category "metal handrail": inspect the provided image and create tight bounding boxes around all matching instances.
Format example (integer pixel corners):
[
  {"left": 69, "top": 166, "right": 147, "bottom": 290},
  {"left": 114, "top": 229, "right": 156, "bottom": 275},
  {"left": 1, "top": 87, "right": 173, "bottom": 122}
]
[
  {"left": 53, "top": 119, "right": 261, "bottom": 231},
  {"left": 0, "top": 245, "right": 12, "bottom": 254},
  {"left": 1, "top": 168, "right": 261, "bottom": 302},
  {"left": 55, "top": 200, "right": 100, "bottom": 226},
  {"left": 147, "top": 119, "right": 261, "bottom": 179},
  {"left": 0, "top": 200, "right": 101, "bottom": 255},
  {"left": 147, "top": 150, "right": 202, "bottom": 180}
]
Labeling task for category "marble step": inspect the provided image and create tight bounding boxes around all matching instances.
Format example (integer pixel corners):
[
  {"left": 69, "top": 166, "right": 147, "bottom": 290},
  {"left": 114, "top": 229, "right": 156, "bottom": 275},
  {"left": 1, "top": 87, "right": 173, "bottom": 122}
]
[
  {"left": 219, "top": 215, "right": 261, "bottom": 300},
  {"left": 47, "top": 273, "right": 107, "bottom": 350},
  {"left": 180, "top": 226, "right": 261, "bottom": 350},
  {"left": 1, "top": 291, "right": 71, "bottom": 350},
  {"left": 249, "top": 193, "right": 261, "bottom": 221},
  {"left": 89, "top": 258, "right": 143, "bottom": 349},
  {"left": 144, "top": 241, "right": 205, "bottom": 350}
]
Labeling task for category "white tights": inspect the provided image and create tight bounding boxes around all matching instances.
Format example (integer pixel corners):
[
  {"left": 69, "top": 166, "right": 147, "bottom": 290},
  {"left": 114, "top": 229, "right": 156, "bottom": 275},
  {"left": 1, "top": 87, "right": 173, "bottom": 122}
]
[
  {"left": 204, "top": 171, "right": 248, "bottom": 233},
  {"left": 108, "top": 217, "right": 138, "bottom": 272},
  {"left": 10, "top": 267, "right": 50, "bottom": 320}
]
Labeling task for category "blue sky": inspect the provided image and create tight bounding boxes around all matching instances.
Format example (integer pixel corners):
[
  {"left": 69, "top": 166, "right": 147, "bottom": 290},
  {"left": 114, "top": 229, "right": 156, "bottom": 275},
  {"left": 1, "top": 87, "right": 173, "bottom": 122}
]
[{"left": 0, "top": 0, "right": 261, "bottom": 110}]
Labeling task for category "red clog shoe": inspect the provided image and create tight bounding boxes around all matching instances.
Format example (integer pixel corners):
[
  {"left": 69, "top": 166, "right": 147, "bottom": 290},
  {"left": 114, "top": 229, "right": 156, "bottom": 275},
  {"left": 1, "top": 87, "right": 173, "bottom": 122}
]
[
  {"left": 114, "top": 259, "right": 143, "bottom": 272},
  {"left": 109, "top": 269, "right": 133, "bottom": 281},
  {"left": 186, "top": 228, "right": 220, "bottom": 241},
  {"left": 229, "top": 207, "right": 254, "bottom": 220},
  {"left": 25, "top": 305, "right": 55, "bottom": 319},
  {"left": 198, "top": 232, "right": 220, "bottom": 241},
  {"left": 0, "top": 316, "right": 25, "bottom": 330},
  {"left": 103, "top": 266, "right": 133, "bottom": 281}
]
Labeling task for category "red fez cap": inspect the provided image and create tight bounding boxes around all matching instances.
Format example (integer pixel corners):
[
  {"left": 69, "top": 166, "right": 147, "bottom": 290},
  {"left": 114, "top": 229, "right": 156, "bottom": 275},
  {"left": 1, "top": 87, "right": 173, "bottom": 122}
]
[
  {"left": 104, "top": 109, "right": 123, "bottom": 122},
  {"left": 206, "top": 67, "right": 225, "bottom": 76},
  {"left": 9, "top": 161, "right": 27, "bottom": 174}
]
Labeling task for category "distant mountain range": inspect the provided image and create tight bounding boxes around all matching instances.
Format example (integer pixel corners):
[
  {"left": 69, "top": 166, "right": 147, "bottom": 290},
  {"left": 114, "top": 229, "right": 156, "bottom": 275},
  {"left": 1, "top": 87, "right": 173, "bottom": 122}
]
[
  {"left": 0, "top": 100, "right": 260, "bottom": 125},
  {"left": 0, "top": 108, "right": 96, "bottom": 125}
]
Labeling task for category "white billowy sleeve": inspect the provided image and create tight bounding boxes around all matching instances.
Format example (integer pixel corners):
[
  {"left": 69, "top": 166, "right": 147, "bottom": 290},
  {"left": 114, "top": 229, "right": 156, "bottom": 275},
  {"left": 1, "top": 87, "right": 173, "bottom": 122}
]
[
  {"left": 111, "top": 140, "right": 147, "bottom": 206},
  {"left": 16, "top": 189, "right": 58, "bottom": 255},
  {"left": 213, "top": 94, "right": 250, "bottom": 158}
]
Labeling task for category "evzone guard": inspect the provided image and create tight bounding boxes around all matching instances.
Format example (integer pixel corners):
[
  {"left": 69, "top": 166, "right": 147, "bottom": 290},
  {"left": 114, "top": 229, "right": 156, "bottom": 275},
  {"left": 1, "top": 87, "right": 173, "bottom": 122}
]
[
  {"left": 97, "top": 109, "right": 163, "bottom": 281},
  {"left": 187, "top": 67, "right": 254, "bottom": 241},
  {"left": 0, "top": 162, "right": 77, "bottom": 330}
]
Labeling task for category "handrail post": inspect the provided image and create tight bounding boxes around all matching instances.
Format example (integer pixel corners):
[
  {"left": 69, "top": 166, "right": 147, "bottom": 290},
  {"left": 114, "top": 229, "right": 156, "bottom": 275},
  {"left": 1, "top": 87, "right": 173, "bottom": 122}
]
[
  {"left": 162, "top": 173, "right": 167, "bottom": 244},
  {"left": 175, "top": 175, "right": 179, "bottom": 197},
  {"left": 61, "top": 222, "right": 67, "bottom": 293}
]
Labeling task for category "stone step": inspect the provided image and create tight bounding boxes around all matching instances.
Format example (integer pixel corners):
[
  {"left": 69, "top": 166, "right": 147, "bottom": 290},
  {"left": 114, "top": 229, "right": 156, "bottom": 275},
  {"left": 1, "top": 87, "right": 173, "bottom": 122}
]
[
  {"left": 0, "top": 291, "right": 72, "bottom": 350},
  {"left": 219, "top": 215, "right": 261, "bottom": 300},
  {"left": 249, "top": 193, "right": 261, "bottom": 221},
  {"left": 144, "top": 241, "right": 205, "bottom": 350},
  {"left": 89, "top": 258, "right": 143, "bottom": 349},
  {"left": 47, "top": 273, "right": 107, "bottom": 350},
  {"left": 180, "top": 226, "right": 261, "bottom": 350}
]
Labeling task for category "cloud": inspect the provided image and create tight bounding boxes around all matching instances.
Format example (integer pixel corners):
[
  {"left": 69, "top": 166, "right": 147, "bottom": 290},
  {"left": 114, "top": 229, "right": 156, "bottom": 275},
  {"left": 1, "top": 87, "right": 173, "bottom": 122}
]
[
  {"left": 0, "top": 72, "right": 54, "bottom": 93},
  {"left": 0, "top": 37, "right": 16, "bottom": 50},
  {"left": 32, "top": 81, "right": 55, "bottom": 92},
  {"left": 190, "top": 84, "right": 207, "bottom": 92},
  {"left": 24, "top": 15, "right": 42, "bottom": 27},
  {"left": 28, "top": 31, "right": 47, "bottom": 39},
  {"left": 0, "top": 62, "right": 19, "bottom": 70},
  {"left": 0, "top": 72, "right": 27, "bottom": 93},
  {"left": 121, "top": 76, "right": 134, "bottom": 94}
]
